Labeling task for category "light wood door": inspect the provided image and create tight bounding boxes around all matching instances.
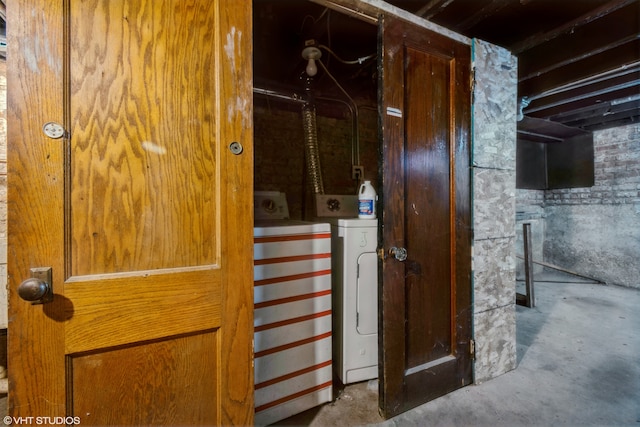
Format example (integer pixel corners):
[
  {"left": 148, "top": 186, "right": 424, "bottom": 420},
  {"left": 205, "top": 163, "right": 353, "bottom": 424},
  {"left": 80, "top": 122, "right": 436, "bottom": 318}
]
[
  {"left": 379, "top": 14, "right": 473, "bottom": 418},
  {"left": 7, "top": 0, "right": 254, "bottom": 425}
]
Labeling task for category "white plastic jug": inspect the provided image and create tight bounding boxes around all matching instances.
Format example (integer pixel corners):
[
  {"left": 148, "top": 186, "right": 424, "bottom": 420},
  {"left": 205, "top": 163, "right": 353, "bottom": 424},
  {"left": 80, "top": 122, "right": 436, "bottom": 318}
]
[{"left": 358, "top": 180, "right": 377, "bottom": 219}]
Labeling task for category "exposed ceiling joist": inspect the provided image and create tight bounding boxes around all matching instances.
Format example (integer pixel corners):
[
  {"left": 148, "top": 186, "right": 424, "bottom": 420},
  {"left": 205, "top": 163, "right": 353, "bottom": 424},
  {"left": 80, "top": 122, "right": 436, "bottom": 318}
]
[
  {"left": 383, "top": 0, "right": 639, "bottom": 141},
  {"left": 518, "top": 33, "right": 638, "bottom": 83},
  {"left": 557, "top": 98, "right": 640, "bottom": 131},
  {"left": 453, "top": 0, "right": 513, "bottom": 32},
  {"left": 519, "top": 40, "right": 640, "bottom": 96},
  {"left": 526, "top": 70, "right": 640, "bottom": 114},
  {"left": 509, "top": 0, "right": 637, "bottom": 53},
  {"left": 518, "top": 116, "right": 589, "bottom": 143},
  {"left": 254, "top": 0, "right": 639, "bottom": 142},
  {"left": 415, "top": 0, "right": 452, "bottom": 20}
]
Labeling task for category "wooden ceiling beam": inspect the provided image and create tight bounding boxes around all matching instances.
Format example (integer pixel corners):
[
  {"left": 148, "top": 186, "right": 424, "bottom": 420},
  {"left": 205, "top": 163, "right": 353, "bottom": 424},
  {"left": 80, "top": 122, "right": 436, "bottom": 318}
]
[
  {"left": 524, "top": 71, "right": 640, "bottom": 113},
  {"left": 542, "top": 95, "right": 640, "bottom": 131},
  {"left": 587, "top": 117, "right": 640, "bottom": 132},
  {"left": 516, "top": 131, "right": 564, "bottom": 144},
  {"left": 582, "top": 116, "right": 640, "bottom": 131},
  {"left": 565, "top": 111, "right": 640, "bottom": 130},
  {"left": 518, "top": 5, "right": 639, "bottom": 80},
  {"left": 525, "top": 85, "right": 640, "bottom": 119},
  {"left": 518, "top": 41, "right": 640, "bottom": 96},
  {"left": 518, "top": 115, "right": 588, "bottom": 139},
  {"left": 454, "top": 0, "right": 513, "bottom": 32},
  {"left": 509, "top": 0, "right": 637, "bottom": 53},
  {"left": 530, "top": 65, "right": 640, "bottom": 102},
  {"left": 520, "top": 35, "right": 638, "bottom": 83},
  {"left": 414, "top": 0, "right": 453, "bottom": 20},
  {"left": 548, "top": 103, "right": 614, "bottom": 123}
]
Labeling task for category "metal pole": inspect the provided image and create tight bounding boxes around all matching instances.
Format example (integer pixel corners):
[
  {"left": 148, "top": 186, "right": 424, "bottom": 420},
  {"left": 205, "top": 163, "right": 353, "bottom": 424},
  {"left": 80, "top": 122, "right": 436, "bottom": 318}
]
[{"left": 523, "top": 223, "right": 535, "bottom": 308}]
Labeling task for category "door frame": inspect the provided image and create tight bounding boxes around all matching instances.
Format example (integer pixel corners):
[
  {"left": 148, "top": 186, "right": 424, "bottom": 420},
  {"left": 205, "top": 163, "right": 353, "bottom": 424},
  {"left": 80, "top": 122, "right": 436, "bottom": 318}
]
[
  {"left": 312, "top": 0, "right": 474, "bottom": 418},
  {"left": 310, "top": 0, "right": 470, "bottom": 45}
]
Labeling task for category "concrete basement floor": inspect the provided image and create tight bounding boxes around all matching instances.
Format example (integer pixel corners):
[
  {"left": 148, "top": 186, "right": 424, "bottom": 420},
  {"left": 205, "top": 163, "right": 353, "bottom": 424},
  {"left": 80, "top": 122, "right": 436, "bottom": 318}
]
[
  {"left": 272, "top": 271, "right": 640, "bottom": 427},
  {"left": 0, "top": 272, "right": 637, "bottom": 426}
]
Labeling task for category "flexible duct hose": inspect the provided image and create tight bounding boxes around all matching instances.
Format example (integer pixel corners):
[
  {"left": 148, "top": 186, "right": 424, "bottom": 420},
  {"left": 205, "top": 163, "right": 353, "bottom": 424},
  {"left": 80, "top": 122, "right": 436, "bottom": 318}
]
[{"left": 301, "top": 102, "right": 325, "bottom": 194}]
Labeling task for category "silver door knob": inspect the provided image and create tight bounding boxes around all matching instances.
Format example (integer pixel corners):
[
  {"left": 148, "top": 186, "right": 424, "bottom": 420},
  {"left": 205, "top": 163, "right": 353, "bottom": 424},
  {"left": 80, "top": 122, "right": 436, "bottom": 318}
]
[{"left": 389, "top": 247, "right": 407, "bottom": 261}]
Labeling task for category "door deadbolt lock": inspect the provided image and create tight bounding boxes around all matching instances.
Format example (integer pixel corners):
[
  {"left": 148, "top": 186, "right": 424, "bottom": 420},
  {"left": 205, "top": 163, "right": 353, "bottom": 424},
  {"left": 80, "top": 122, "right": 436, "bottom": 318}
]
[
  {"left": 18, "top": 267, "right": 53, "bottom": 305},
  {"left": 389, "top": 247, "right": 408, "bottom": 262}
]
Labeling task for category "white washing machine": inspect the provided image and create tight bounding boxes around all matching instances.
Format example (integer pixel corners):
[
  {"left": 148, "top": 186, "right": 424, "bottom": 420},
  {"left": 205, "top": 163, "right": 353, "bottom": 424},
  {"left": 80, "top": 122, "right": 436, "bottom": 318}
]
[
  {"left": 253, "top": 191, "right": 333, "bottom": 426},
  {"left": 316, "top": 195, "right": 379, "bottom": 384}
]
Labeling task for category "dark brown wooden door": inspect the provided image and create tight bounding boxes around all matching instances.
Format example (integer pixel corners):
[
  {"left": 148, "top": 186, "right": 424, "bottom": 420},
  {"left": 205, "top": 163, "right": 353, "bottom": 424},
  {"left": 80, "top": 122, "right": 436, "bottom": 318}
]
[
  {"left": 7, "top": 1, "right": 254, "bottom": 425},
  {"left": 379, "top": 14, "right": 473, "bottom": 418}
]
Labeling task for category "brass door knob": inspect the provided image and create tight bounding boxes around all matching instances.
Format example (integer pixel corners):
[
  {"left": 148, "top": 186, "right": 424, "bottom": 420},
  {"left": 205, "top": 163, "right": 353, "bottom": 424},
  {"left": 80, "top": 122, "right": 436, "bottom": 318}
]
[{"left": 18, "top": 277, "right": 53, "bottom": 304}]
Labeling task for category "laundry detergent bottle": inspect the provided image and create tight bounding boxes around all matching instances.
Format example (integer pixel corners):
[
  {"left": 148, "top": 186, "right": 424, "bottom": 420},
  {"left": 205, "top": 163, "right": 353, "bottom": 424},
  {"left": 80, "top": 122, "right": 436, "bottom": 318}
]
[{"left": 358, "top": 180, "right": 377, "bottom": 219}]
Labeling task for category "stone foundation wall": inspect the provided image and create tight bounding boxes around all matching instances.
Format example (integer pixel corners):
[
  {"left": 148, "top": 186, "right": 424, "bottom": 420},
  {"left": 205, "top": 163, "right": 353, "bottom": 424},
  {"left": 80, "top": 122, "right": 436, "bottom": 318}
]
[
  {"left": 254, "top": 100, "right": 378, "bottom": 220},
  {"left": 515, "top": 189, "right": 545, "bottom": 276},
  {"left": 544, "top": 124, "right": 640, "bottom": 288}
]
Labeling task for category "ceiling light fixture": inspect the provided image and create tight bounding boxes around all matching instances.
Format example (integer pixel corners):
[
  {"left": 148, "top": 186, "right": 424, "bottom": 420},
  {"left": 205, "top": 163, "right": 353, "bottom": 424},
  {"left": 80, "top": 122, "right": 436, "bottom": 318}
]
[{"left": 302, "top": 46, "right": 322, "bottom": 77}]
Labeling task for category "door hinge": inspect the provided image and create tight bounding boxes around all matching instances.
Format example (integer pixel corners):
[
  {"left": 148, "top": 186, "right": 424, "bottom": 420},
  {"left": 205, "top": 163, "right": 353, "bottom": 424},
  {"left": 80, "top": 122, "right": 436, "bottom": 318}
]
[
  {"left": 470, "top": 66, "right": 476, "bottom": 102},
  {"left": 470, "top": 339, "right": 476, "bottom": 359}
]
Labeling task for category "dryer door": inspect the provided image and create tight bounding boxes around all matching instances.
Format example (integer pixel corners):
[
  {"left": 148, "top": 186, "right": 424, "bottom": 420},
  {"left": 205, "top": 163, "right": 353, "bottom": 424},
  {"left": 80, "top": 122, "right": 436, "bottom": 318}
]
[{"left": 357, "top": 252, "right": 378, "bottom": 335}]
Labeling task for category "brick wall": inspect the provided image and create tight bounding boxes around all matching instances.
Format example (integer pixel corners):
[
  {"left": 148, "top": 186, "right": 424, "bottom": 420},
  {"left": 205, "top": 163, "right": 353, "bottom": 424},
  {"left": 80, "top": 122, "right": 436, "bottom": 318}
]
[
  {"left": 516, "top": 123, "right": 640, "bottom": 288},
  {"left": 515, "top": 189, "right": 545, "bottom": 276},
  {"left": 254, "top": 98, "right": 378, "bottom": 220},
  {"left": 545, "top": 124, "right": 640, "bottom": 205},
  {"left": 516, "top": 188, "right": 544, "bottom": 211}
]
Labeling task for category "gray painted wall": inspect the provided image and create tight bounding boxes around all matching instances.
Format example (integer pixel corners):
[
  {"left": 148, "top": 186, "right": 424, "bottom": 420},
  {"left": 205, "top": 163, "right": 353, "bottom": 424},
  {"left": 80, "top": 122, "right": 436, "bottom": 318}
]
[
  {"left": 516, "top": 189, "right": 545, "bottom": 276},
  {"left": 544, "top": 124, "right": 640, "bottom": 288},
  {"left": 516, "top": 124, "right": 640, "bottom": 288}
]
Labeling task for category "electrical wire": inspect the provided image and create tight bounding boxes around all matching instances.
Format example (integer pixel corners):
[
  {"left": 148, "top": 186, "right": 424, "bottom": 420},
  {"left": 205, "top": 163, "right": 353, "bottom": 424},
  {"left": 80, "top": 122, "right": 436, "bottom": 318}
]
[
  {"left": 316, "top": 58, "right": 360, "bottom": 166},
  {"left": 299, "top": 8, "right": 329, "bottom": 35},
  {"left": 318, "top": 44, "right": 375, "bottom": 65}
]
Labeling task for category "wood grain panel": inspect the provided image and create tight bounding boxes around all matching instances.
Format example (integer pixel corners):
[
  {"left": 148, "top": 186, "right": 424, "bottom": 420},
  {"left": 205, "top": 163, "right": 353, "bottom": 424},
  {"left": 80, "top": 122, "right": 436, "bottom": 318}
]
[
  {"left": 64, "top": 269, "right": 222, "bottom": 353},
  {"left": 69, "top": 0, "right": 219, "bottom": 275},
  {"left": 70, "top": 331, "right": 218, "bottom": 425},
  {"left": 9, "top": 0, "right": 253, "bottom": 423},
  {"left": 404, "top": 46, "right": 453, "bottom": 368},
  {"left": 217, "top": 2, "right": 256, "bottom": 424}
]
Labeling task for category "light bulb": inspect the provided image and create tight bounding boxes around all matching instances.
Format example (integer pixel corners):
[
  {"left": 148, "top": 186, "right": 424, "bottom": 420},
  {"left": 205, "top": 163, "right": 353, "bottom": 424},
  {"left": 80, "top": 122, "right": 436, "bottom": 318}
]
[
  {"left": 302, "top": 46, "right": 321, "bottom": 77},
  {"left": 306, "top": 58, "right": 318, "bottom": 77}
]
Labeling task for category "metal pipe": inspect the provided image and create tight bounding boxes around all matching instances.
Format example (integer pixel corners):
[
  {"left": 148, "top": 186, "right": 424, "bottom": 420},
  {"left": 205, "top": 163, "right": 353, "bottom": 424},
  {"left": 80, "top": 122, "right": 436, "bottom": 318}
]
[
  {"left": 301, "top": 101, "right": 325, "bottom": 194},
  {"left": 515, "top": 255, "right": 606, "bottom": 284},
  {"left": 316, "top": 59, "right": 361, "bottom": 165},
  {"left": 318, "top": 96, "right": 358, "bottom": 166},
  {"left": 301, "top": 78, "right": 325, "bottom": 194},
  {"left": 253, "top": 85, "right": 358, "bottom": 171},
  {"left": 523, "top": 223, "right": 535, "bottom": 307},
  {"left": 252, "top": 86, "right": 305, "bottom": 104}
]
